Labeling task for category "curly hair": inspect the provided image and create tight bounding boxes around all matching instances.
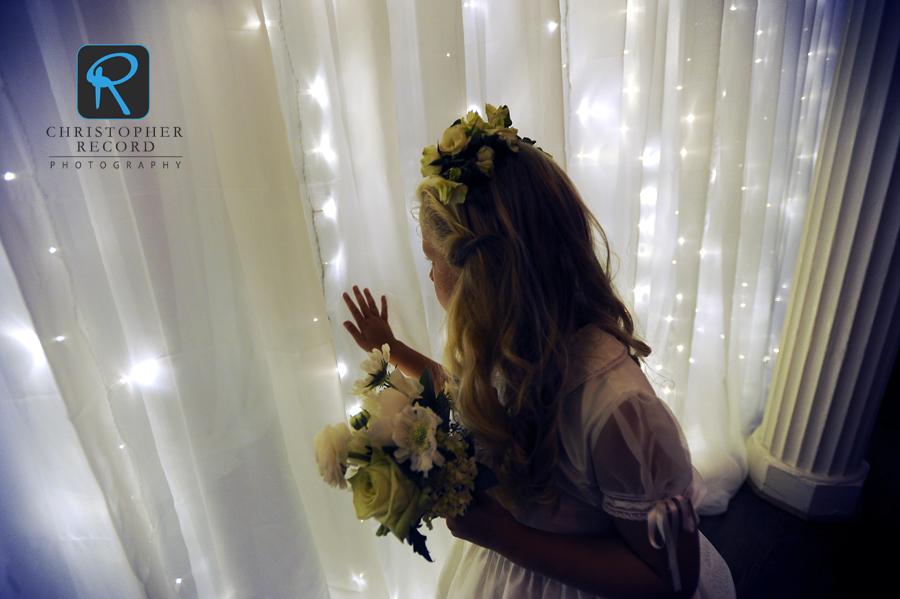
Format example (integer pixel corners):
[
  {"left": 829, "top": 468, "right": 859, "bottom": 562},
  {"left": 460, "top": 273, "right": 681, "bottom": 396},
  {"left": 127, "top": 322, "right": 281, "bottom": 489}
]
[{"left": 415, "top": 142, "right": 650, "bottom": 510}]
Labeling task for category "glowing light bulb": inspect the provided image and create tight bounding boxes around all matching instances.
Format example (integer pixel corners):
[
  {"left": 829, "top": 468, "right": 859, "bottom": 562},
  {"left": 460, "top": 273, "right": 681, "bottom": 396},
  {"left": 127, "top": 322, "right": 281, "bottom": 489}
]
[
  {"left": 680, "top": 148, "right": 687, "bottom": 158},
  {"left": 547, "top": 21, "right": 558, "bottom": 32},
  {"left": 126, "top": 358, "right": 160, "bottom": 385},
  {"left": 317, "top": 134, "right": 336, "bottom": 163},
  {"left": 677, "top": 345, "right": 684, "bottom": 352},
  {"left": 309, "top": 77, "right": 328, "bottom": 106},
  {"left": 3, "top": 172, "right": 15, "bottom": 181},
  {"left": 49, "top": 247, "right": 58, "bottom": 254},
  {"left": 687, "top": 114, "right": 695, "bottom": 123},
  {"left": 322, "top": 197, "right": 337, "bottom": 219},
  {"left": 337, "top": 362, "right": 347, "bottom": 377},
  {"left": 11, "top": 329, "right": 46, "bottom": 364}
]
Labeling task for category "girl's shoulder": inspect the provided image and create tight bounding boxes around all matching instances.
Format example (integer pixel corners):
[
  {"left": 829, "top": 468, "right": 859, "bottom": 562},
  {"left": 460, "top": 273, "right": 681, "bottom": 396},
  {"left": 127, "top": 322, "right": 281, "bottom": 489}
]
[
  {"left": 561, "top": 325, "right": 643, "bottom": 395},
  {"left": 559, "top": 324, "right": 660, "bottom": 433}
]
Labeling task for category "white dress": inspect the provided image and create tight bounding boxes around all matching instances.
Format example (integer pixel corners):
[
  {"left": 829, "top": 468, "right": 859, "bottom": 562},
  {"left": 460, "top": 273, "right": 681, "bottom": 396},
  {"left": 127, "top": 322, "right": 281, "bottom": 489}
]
[{"left": 436, "top": 326, "right": 735, "bottom": 599}]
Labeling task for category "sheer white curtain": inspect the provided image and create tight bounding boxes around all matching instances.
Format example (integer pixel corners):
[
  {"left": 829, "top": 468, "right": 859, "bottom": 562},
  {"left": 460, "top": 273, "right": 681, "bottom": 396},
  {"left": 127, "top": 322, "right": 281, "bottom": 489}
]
[
  {"left": 0, "top": 0, "right": 848, "bottom": 598},
  {"left": 1, "top": 1, "right": 347, "bottom": 597},
  {"left": 264, "top": 0, "right": 846, "bottom": 512}
]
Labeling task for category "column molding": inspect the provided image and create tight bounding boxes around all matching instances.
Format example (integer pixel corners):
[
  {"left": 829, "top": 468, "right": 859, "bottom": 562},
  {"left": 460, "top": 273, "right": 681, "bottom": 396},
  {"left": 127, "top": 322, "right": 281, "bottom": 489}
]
[{"left": 747, "top": 0, "right": 900, "bottom": 520}]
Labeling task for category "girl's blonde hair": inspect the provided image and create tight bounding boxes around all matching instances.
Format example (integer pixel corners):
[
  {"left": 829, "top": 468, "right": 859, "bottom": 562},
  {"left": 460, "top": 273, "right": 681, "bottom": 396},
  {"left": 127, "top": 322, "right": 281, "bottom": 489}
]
[{"left": 416, "top": 143, "right": 650, "bottom": 510}]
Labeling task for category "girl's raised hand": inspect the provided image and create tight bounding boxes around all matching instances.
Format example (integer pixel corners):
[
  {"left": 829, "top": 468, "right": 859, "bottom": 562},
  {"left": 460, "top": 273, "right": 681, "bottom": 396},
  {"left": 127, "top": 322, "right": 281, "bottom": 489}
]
[{"left": 342, "top": 286, "right": 396, "bottom": 353}]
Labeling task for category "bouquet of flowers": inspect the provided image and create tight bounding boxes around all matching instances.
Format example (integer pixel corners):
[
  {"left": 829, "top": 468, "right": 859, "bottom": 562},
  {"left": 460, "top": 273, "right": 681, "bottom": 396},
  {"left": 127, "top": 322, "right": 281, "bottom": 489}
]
[{"left": 313, "top": 344, "right": 495, "bottom": 561}]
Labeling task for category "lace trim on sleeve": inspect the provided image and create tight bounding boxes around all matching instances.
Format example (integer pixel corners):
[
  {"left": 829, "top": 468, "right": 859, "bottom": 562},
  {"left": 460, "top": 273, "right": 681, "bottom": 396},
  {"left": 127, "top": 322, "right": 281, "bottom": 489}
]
[{"left": 602, "top": 490, "right": 699, "bottom": 592}]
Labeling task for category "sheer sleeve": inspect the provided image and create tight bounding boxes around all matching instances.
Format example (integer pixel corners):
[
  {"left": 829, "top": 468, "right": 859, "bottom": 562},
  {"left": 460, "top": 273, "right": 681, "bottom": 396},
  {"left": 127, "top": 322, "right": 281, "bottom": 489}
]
[{"left": 590, "top": 391, "right": 701, "bottom": 592}]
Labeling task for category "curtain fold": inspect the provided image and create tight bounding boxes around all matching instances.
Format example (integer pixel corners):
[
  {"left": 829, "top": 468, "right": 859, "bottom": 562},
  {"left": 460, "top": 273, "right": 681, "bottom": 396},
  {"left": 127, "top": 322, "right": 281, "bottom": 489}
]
[{"left": 0, "top": 0, "right": 856, "bottom": 597}]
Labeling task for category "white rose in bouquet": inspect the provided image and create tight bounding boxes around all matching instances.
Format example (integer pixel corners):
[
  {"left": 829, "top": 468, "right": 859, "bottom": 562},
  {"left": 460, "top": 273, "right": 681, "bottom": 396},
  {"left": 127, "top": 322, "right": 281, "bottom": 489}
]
[{"left": 314, "top": 422, "right": 352, "bottom": 489}]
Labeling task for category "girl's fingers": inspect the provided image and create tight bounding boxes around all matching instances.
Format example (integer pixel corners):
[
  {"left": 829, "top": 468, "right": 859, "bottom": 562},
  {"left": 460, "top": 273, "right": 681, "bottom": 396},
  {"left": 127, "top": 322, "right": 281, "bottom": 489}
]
[
  {"left": 343, "top": 321, "right": 363, "bottom": 345},
  {"left": 380, "top": 295, "right": 388, "bottom": 321},
  {"left": 353, "top": 286, "right": 369, "bottom": 316},
  {"left": 343, "top": 291, "right": 364, "bottom": 322},
  {"left": 364, "top": 288, "right": 378, "bottom": 313}
]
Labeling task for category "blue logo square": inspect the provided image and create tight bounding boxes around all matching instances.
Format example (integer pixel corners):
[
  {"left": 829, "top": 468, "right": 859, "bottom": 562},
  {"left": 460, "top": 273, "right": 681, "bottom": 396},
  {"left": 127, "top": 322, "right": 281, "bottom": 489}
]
[{"left": 77, "top": 45, "right": 149, "bottom": 119}]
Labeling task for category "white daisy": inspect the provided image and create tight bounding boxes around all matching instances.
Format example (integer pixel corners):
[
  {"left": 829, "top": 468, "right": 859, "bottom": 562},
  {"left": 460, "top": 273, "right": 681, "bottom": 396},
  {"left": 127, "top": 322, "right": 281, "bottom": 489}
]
[
  {"left": 350, "top": 344, "right": 391, "bottom": 396},
  {"left": 391, "top": 405, "right": 445, "bottom": 474}
]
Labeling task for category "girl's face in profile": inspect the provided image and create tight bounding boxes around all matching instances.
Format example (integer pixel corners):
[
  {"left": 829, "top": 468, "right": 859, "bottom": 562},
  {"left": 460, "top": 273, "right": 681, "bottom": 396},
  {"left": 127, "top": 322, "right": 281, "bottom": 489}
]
[{"left": 422, "top": 235, "right": 458, "bottom": 310}]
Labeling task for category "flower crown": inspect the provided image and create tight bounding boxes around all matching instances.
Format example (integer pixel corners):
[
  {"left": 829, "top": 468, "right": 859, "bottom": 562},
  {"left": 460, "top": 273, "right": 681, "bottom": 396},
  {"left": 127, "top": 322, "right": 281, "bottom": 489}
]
[{"left": 419, "top": 104, "right": 541, "bottom": 205}]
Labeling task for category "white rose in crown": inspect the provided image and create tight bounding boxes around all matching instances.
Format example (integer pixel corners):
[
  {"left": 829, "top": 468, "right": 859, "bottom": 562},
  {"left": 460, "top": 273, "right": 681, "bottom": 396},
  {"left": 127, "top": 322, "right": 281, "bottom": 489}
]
[
  {"left": 485, "top": 103, "right": 510, "bottom": 126},
  {"left": 425, "top": 176, "right": 467, "bottom": 205},
  {"left": 421, "top": 145, "right": 441, "bottom": 176},
  {"left": 476, "top": 145, "right": 494, "bottom": 175},
  {"left": 462, "top": 111, "right": 486, "bottom": 132},
  {"left": 439, "top": 124, "right": 470, "bottom": 155}
]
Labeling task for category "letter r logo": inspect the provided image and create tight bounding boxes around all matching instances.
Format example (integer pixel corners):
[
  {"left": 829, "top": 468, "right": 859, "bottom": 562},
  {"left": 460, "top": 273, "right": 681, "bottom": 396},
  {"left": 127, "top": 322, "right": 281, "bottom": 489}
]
[{"left": 78, "top": 45, "right": 149, "bottom": 119}]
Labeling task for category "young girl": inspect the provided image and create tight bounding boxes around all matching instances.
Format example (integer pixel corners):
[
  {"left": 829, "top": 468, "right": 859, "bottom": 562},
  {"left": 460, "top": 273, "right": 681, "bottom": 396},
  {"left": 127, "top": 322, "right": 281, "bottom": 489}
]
[{"left": 343, "top": 106, "right": 734, "bottom": 599}]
